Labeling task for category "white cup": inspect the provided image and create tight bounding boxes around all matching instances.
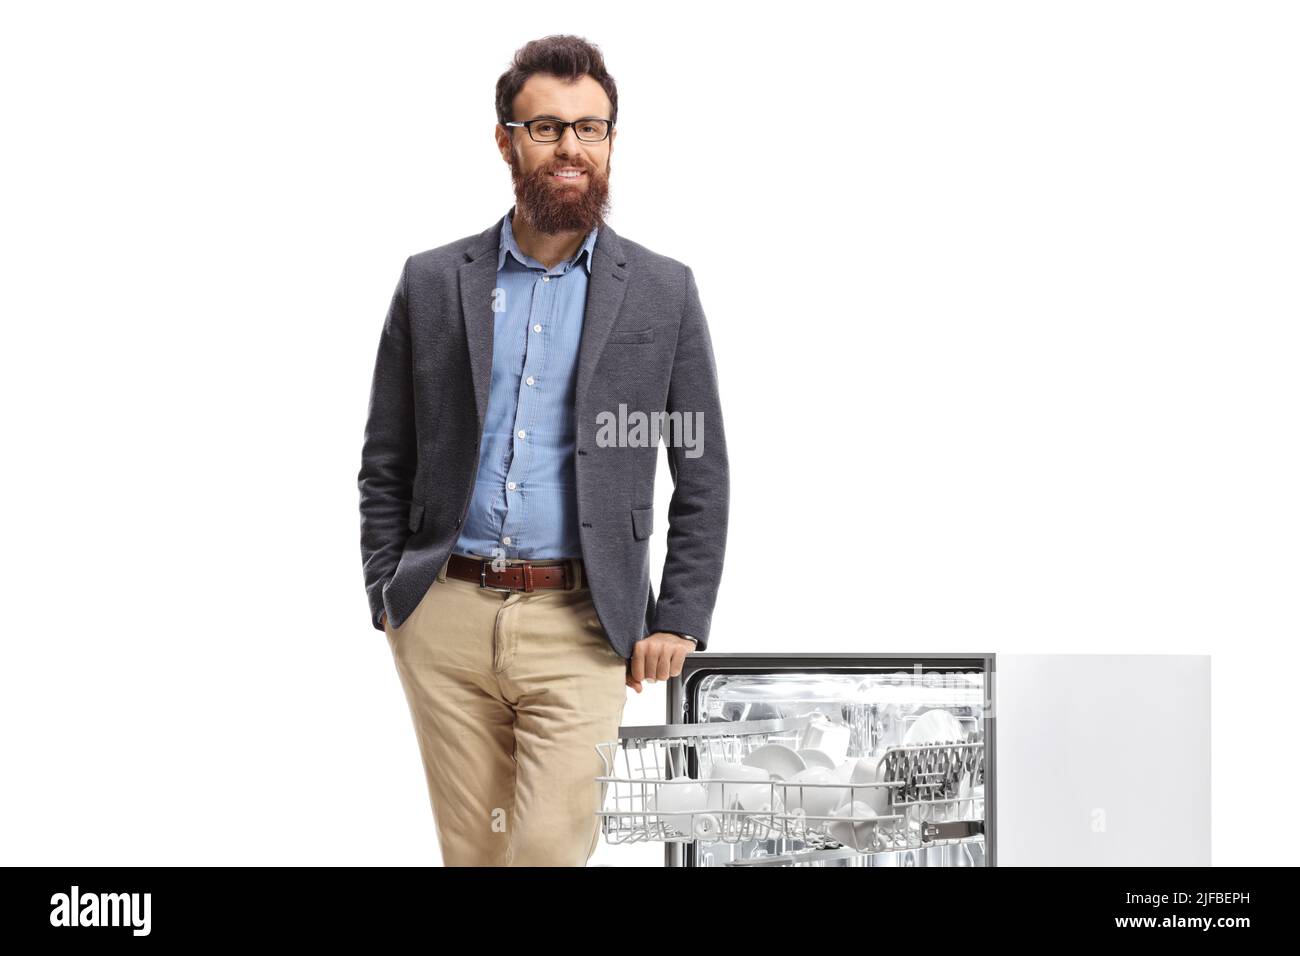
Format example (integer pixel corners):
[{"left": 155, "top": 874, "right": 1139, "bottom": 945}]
[
  {"left": 778, "top": 767, "right": 845, "bottom": 821},
  {"left": 647, "top": 781, "right": 709, "bottom": 835},
  {"left": 707, "top": 762, "right": 775, "bottom": 813},
  {"left": 800, "top": 715, "right": 851, "bottom": 764},
  {"left": 844, "top": 754, "right": 892, "bottom": 815},
  {"left": 828, "top": 801, "right": 880, "bottom": 852}
]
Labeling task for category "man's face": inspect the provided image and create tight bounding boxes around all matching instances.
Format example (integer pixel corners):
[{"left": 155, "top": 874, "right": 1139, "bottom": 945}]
[{"left": 496, "top": 72, "right": 616, "bottom": 235}]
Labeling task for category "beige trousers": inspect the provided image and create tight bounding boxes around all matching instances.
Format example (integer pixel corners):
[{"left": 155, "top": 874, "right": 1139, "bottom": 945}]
[{"left": 384, "top": 555, "right": 628, "bottom": 866}]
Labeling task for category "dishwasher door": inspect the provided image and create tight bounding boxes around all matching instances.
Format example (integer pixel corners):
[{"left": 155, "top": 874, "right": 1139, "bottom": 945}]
[
  {"left": 594, "top": 653, "right": 994, "bottom": 867},
  {"left": 993, "top": 654, "right": 1210, "bottom": 866}
]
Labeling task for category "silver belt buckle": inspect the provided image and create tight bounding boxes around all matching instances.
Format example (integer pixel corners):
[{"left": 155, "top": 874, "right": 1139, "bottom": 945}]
[{"left": 479, "top": 561, "right": 516, "bottom": 593}]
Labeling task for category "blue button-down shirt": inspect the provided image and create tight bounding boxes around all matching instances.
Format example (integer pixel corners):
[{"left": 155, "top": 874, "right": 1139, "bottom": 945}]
[{"left": 453, "top": 208, "right": 598, "bottom": 560}]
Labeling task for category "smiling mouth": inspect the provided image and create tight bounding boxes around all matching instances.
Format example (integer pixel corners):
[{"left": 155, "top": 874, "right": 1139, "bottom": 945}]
[{"left": 550, "top": 168, "right": 587, "bottom": 182}]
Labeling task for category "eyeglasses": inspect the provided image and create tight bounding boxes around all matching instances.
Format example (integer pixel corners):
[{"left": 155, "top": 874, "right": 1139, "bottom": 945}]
[{"left": 503, "top": 117, "right": 613, "bottom": 143}]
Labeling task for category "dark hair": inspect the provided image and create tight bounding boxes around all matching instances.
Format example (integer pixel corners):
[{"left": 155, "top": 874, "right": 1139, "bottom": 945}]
[{"left": 495, "top": 35, "right": 618, "bottom": 128}]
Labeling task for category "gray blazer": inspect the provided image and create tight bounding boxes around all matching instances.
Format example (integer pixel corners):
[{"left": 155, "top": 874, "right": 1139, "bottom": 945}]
[{"left": 358, "top": 213, "right": 729, "bottom": 658}]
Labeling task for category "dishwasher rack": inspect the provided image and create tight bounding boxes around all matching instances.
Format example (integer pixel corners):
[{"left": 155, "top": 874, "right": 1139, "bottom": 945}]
[{"left": 594, "top": 717, "right": 985, "bottom": 858}]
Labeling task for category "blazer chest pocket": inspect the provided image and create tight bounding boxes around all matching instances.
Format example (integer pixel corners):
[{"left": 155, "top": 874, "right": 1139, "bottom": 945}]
[
  {"left": 408, "top": 501, "right": 425, "bottom": 533},
  {"left": 631, "top": 506, "right": 654, "bottom": 540},
  {"left": 607, "top": 327, "right": 655, "bottom": 345}
]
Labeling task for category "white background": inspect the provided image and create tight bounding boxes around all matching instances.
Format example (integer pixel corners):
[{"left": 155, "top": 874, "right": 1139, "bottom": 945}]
[{"left": 2, "top": 1, "right": 1295, "bottom": 867}]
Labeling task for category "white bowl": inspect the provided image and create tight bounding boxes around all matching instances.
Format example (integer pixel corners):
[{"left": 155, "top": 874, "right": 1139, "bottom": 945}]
[
  {"left": 796, "top": 748, "right": 837, "bottom": 771},
  {"left": 742, "top": 744, "right": 807, "bottom": 781}
]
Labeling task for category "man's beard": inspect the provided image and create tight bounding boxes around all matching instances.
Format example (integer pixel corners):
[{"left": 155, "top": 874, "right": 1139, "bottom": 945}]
[{"left": 509, "top": 150, "right": 611, "bottom": 235}]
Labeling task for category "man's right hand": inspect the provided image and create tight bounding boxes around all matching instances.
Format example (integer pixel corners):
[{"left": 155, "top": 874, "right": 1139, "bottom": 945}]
[{"left": 380, "top": 611, "right": 387, "bottom": 629}]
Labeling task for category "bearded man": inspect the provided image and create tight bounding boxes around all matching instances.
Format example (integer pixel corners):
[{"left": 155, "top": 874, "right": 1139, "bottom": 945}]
[{"left": 358, "top": 34, "right": 729, "bottom": 866}]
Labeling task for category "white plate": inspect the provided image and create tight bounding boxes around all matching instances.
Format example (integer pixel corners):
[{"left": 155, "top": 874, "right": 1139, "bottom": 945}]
[
  {"left": 903, "top": 708, "right": 966, "bottom": 746},
  {"left": 742, "top": 743, "right": 807, "bottom": 781}
]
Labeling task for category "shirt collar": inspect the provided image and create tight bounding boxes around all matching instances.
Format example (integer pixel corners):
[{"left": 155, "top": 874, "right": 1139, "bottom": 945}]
[{"left": 498, "top": 206, "right": 599, "bottom": 275}]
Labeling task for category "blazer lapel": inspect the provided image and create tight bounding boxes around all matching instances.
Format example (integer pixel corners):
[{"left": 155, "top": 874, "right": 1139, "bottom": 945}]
[
  {"left": 458, "top": 217, "right": 507, "bottom": 432},
  {"left": 457, "top": 213, "right": 630, "bottom": 435},
  {"left": 574, "top": 221, "right": 630, "bottom": 414}
]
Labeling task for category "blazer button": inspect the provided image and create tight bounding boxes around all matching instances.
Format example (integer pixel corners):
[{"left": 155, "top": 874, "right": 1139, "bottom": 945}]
[{"left": 454, "top": 517, "right": 461, "bottom": 527}]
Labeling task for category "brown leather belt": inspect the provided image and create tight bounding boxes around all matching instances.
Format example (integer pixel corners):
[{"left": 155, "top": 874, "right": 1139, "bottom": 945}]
[{"left": 447, "top": 552, "right": 581, "bottom": 592}]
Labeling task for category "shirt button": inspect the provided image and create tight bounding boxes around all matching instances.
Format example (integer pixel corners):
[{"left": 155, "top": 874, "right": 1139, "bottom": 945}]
[
  {"left": 533, "top": 323, "right": 542, "bottom": 333},
  {"left": 517, "top": 429, "right": 526, "bottom": 439},
  {"left": 507, "top": 481, "right": 517, "bottom": 490},
  {"left": 542, "top": 276, "right": 550, "bottom": 282},
  {"left": 525, "top": 376, "right": 535, "bottom": 386},
  {"left": 502, "top": 536, "right": 512, "bottom": 545}
]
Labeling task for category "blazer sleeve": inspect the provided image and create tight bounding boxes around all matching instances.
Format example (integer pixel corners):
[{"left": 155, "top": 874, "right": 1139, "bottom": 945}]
[
  {"left": 357, "top": 257, "right": 418, "bottom": 630},
  {"left": 649, "top": 265, "right": 730, "bottom": 651}
]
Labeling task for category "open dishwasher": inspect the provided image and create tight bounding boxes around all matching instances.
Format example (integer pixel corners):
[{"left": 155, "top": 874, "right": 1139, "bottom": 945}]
[{"left": 595, "top": 653, "right": 993, "bottom": 867}]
